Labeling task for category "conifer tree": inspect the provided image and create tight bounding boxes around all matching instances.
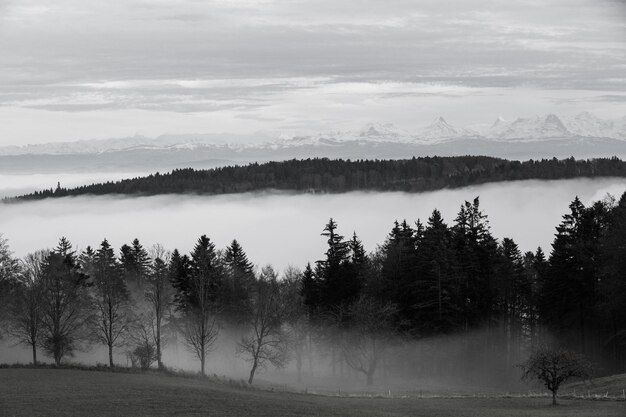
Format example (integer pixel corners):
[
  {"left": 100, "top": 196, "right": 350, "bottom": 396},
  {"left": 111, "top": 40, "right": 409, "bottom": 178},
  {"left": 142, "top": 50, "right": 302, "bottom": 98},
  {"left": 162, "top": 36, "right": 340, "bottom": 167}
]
[
  {"left": 92, "top": 239, "right": 131, "bottom": 367},
  {"left": 414, "top": 209, "right": 456, "bottom": 333},
  {"left": 173, "top": 236, "right": 222, "bottom": 376},
  {"left": 221, "top": 239, "right": 255, "bottom": 323}
]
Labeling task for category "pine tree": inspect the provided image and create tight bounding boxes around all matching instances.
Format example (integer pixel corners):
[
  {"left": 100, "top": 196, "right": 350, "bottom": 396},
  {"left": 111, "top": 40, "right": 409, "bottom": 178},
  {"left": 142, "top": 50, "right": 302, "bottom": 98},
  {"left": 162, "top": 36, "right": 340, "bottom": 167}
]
[
  {"left": 414, "top": 209, "right": 456, "bottom": 333},
  {"left": 315, "top": 218, "right": 350, "bottom": 310},
  {"left": 221, "top": 239, "right": 255, "bottom": 323},
  {"left": 92, "top": 239, "right": 131, "bottom": 367},
  {"left": 173, "top": 236, "right": 222, "bottom": 376},
  {"left": 451, "top": 197, "right": 498, "bottom": 330}
]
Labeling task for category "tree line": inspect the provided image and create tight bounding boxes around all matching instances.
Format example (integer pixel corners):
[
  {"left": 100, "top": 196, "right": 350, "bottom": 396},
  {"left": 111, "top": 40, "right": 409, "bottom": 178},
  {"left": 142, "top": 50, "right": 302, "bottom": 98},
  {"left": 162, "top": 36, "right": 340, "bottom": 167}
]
[
  {"left": 0, "top": 190, "right": 625, "bottom": 385},
  {"left": 12, "top": 156, "right": 626, "bottom": 200}
]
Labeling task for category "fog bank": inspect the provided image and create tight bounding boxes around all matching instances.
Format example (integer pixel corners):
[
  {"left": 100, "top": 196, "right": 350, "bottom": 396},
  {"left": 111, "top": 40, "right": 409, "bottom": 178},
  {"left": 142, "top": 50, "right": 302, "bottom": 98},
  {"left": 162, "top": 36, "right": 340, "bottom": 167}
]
[{"left": 1, "top": 178, "right": 624, "bottom": 271}]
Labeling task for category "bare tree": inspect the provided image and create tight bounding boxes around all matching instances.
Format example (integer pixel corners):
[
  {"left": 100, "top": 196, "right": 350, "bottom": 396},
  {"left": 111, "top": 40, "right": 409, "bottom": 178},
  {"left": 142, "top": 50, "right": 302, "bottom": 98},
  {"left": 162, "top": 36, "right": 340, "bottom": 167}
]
[
  {"left": 40, "top": 238, "right": 91, "bottom": 365},
  {"left": 282, "top": 266, "right": 309, "bottom": 383},
  {"left": 173, "top": 236, "right": 222, "bottom": 376},
  {"left": 144, "top": 244, "right": 173, "bottom": 370},
  {"left": 90, "top": 239, "right": 133, "bottom": 367},
  {"left": 7, "top": 250, "right": 48, "bottom": 364},
  {"left": 127, "top": 311, "right": 159, "bottom": 370},
  {"left": 238, "top": 265, "right": 290, "bottom": 385},
  {"left": 519, "top": 346, "right": 592, "bottom": 405},
  {"left": 339, "top": 296, "right": 398, "bottom": 385}
]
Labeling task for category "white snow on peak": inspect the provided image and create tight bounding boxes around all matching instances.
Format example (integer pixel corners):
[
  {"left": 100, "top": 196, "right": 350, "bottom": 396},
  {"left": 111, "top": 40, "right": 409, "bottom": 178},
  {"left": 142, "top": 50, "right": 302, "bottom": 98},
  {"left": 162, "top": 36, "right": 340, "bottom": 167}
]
[
  {"left": 417, "top": 117, "right": 478, "bottom": 141},
  {"left": 1, "top": 112, "right": 624, "bottom": 156},
  {"left": 494, "top": 114, "right": 572, "bottom": 141},
  {"left": 563, "top": 111, "right": 617, "bottom": 138}
]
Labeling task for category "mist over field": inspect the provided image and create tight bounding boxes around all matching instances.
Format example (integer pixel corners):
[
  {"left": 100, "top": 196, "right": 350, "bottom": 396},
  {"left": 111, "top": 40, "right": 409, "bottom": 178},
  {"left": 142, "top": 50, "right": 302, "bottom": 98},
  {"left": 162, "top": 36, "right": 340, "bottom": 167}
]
[{"left": 1, "top": 177, "right": 624, "bottom": 272}]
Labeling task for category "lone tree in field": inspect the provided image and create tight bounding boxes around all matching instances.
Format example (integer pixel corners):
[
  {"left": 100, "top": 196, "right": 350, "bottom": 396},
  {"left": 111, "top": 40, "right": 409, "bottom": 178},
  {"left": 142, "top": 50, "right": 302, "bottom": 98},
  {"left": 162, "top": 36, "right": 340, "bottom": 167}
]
[
  {"left": 519, "top": 346, "right": 592, "bottom": 405},
  {"left": 238, "top": 265, "right": 290, "bottom": 385}
]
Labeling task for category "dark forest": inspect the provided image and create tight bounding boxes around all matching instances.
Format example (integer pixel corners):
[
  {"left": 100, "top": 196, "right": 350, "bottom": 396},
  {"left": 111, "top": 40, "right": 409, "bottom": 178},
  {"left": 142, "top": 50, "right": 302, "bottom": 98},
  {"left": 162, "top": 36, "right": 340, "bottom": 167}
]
[{"left": 13, "top": 156, "right": 626, "bottom": 200}]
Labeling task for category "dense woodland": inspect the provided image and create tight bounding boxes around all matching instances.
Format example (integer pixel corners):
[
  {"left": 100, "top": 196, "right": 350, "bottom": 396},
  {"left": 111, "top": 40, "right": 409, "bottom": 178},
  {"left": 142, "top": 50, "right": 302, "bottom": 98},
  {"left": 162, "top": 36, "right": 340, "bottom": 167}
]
[
  {"left": 0, "top": 191, "right": 625, "bottom": 386},
  {"left": 14, "top": 156, "right": 626, "bottom": 200}
]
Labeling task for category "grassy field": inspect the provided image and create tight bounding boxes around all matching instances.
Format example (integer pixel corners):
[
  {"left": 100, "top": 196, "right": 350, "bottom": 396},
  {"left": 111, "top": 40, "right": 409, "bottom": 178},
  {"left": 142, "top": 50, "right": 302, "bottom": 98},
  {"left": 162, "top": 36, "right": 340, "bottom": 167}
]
[
  {"left": 564, "top": 373, "right": 626, "bottom": 398},
  {"left": 0, "top": 368, "right": 624, "bottom": 417}
]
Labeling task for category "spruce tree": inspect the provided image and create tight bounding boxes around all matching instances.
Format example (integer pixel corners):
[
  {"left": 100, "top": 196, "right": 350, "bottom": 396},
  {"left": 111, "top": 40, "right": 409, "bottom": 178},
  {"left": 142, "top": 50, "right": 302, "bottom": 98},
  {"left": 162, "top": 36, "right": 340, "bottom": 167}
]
[{"left": 92, "top": 239, "right": 131, "bottom": 367}]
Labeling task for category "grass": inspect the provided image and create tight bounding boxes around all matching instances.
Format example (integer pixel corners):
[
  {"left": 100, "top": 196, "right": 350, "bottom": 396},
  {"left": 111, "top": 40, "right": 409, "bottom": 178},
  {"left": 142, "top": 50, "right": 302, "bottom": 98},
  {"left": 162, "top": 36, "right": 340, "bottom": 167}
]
[
  {"left": 0, "top": 368, "right": 624, "bottom": 417},
  {"left": 563, "top": 373, "right": 626, "bottom": 398}
]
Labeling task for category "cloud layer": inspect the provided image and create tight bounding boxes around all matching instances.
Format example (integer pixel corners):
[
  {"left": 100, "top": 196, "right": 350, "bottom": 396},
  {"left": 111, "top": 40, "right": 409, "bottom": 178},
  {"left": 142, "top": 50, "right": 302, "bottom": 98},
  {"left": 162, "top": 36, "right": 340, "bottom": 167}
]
[
  {"left": 1, "top": 177, "right": 624, "bottom": 272},
  {"left": 0, "top": 0, "right": 624, "bottom": 144}
]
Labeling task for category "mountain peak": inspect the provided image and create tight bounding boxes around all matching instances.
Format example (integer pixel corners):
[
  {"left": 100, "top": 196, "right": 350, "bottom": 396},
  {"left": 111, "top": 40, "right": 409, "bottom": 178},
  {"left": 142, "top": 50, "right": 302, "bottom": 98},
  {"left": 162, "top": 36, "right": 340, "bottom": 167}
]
[
  {"left": 491, "top": 116, "right": 506, "bottom": 128},
  {"left": 431, "top": 116, "right": 449, "bottom": 126}
]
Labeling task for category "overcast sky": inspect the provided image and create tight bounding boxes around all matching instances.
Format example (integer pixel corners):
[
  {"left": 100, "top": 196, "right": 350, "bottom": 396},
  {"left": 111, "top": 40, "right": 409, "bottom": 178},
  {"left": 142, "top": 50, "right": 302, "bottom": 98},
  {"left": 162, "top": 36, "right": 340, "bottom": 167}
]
[{"left": 0, "top": 0, "right": 625, "bottom": 145}]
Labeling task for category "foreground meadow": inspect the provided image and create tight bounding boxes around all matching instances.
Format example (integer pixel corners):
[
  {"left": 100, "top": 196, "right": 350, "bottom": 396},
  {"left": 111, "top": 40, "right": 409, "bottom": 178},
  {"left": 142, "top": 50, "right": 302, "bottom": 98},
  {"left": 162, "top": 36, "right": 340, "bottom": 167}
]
[{"left": 0, "top": 369, "right": 623, "bottom": 417}]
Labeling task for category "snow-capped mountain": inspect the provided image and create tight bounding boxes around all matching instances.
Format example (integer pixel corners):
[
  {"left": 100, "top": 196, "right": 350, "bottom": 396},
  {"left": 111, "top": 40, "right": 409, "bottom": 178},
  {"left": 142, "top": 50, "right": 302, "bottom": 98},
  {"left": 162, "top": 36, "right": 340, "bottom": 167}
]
[
  {"left": 0, "top": 112, "right": 624, "bottom": 174},
  {"left": 493, "top": 114, "right": 571, "bottom": 141},
  {"left": 564, "top": 112, "right": 617, "bottom": 138},
  {"left": 417, "top": 117, "right": 478, "bottom": 141}
]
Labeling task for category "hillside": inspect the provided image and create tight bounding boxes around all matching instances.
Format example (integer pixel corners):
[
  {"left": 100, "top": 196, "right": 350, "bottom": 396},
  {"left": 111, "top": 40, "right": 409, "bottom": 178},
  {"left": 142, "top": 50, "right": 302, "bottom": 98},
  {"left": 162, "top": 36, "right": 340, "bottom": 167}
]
[
  {"left": 12, "top": 156, "right": 626, "bottom": 200},
  {"left": 564, "top": 373, "right": 626, "bottom": 397}
]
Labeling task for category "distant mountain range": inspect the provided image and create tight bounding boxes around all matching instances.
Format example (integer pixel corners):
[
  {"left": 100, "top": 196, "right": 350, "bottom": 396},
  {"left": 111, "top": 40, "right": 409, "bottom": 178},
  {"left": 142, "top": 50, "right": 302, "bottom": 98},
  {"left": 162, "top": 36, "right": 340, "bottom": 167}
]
[{"left": 1, "top": 112, "right": 625, "bottom": 173}]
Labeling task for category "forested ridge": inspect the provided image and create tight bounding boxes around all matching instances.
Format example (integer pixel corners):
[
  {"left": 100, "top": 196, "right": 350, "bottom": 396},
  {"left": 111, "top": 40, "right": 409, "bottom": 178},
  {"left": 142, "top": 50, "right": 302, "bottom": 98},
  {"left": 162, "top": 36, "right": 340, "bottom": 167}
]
[
  {"left": 14, "top": 156, "right": 626, "bottom": 200},
  {"left": 1, "top": 191, "right": 625, "bottom": 386}
]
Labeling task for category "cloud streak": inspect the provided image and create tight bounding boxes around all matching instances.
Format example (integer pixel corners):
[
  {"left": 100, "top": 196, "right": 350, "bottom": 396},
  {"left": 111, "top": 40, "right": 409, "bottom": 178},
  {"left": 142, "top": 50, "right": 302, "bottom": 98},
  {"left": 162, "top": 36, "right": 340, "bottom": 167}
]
[{"left": 0, "top": 0, "right": 624, "bottom": 144}]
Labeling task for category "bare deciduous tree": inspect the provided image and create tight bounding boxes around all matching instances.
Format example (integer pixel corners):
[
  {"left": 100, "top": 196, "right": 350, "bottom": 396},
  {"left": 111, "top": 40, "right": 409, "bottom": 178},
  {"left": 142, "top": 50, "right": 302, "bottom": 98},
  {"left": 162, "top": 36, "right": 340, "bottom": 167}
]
[
  {"left": 8, "top": 250, "right": 47, "bottom": 364},
  {"left": 40, "top": 238, "right": 91, "bottom": 365},
  {"left": 238, "top": 266, "right": 290, "bottom": 385},
  {"left": 145, "top": 244, "right": 173, "bottom": 370},
  {"left": 339, "top": 296, "right": 398, "bottom": 386},
  {"left": 90, "top": 239, "right": 133, "bottom": 367},
  {"left": 174, "top": 236, "right": 222, "bottom": 376},
  {"left": 519, "top": 346, "right": 592, "bottom": 405},
  {"left": 127, "top": 311, "right": 159, "bottom": 370},
  {"left": 282, "top": 266, "right": 309, "bottom": 383}
]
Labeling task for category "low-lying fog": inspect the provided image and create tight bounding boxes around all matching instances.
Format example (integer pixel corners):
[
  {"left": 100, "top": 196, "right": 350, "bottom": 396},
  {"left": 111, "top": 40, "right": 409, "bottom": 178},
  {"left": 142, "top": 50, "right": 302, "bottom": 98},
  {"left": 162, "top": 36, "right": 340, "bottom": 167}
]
[{"left": 1, "top": 177, "right": 624, "bottom": 271}]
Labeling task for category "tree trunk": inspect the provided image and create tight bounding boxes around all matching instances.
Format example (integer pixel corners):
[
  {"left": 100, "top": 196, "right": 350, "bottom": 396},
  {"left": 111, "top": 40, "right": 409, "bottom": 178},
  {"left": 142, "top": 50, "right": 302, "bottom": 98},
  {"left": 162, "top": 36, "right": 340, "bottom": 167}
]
[
  {"left": 248, "top": 359, "right": 258, "bottom": 384},
  {"left": 54, "top": 348, "right": 61, "bottom": 366},
  {"left": 109, "top": 343, "right": 114, "bottom": 367},
  {"left": 201, "top": 352, "right": 206, "bottom": 376},
  {"left": 156, "top": 323, "right": 163, "bottom": 370},
  {"left": 296, "top": 351, "right": 302, "bottom": 383},
  {"left": 552, "top": 390, "right": 557, "bottom": 406},
  {"left": 32, "top": 344, "right": 37, "bottom": 366},
  {"left": 366, "top": 369, "right": 374, "bottom": 386}
]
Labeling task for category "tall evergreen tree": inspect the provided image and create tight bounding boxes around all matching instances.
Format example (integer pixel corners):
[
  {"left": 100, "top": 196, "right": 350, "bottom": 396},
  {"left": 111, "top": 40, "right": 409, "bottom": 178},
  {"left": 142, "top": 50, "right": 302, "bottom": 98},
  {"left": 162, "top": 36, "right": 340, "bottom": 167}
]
[
  {"left": 120, "top": 239, "right": 151, "bottom": 289},
  {"left": 315, "top": 219, "right": 351, "bottom": 310},
  {"left": 221, "top": 239, "right": 255, "bottom": 323},
  {"left": 92, "top": 239, "right": 131, "bottom": 367},
  {"left": 414, "top": 209, "right": 456, "bottom": 333},
  {"left": 599, "top": 191, "right": 626, "bottom": 369},
  {"left": 172, "top": 236, "right": 222, "bottom": 376},
  {"left": 451, "top": 197, "right": 498, "bottom": 330}
]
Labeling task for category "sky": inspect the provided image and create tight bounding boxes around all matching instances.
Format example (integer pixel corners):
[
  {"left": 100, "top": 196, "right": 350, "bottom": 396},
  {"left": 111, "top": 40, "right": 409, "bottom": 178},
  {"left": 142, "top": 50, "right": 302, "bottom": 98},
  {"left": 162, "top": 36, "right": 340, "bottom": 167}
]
[{"left": 0, "top": 0, "right": 625, "bottom": 146}]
